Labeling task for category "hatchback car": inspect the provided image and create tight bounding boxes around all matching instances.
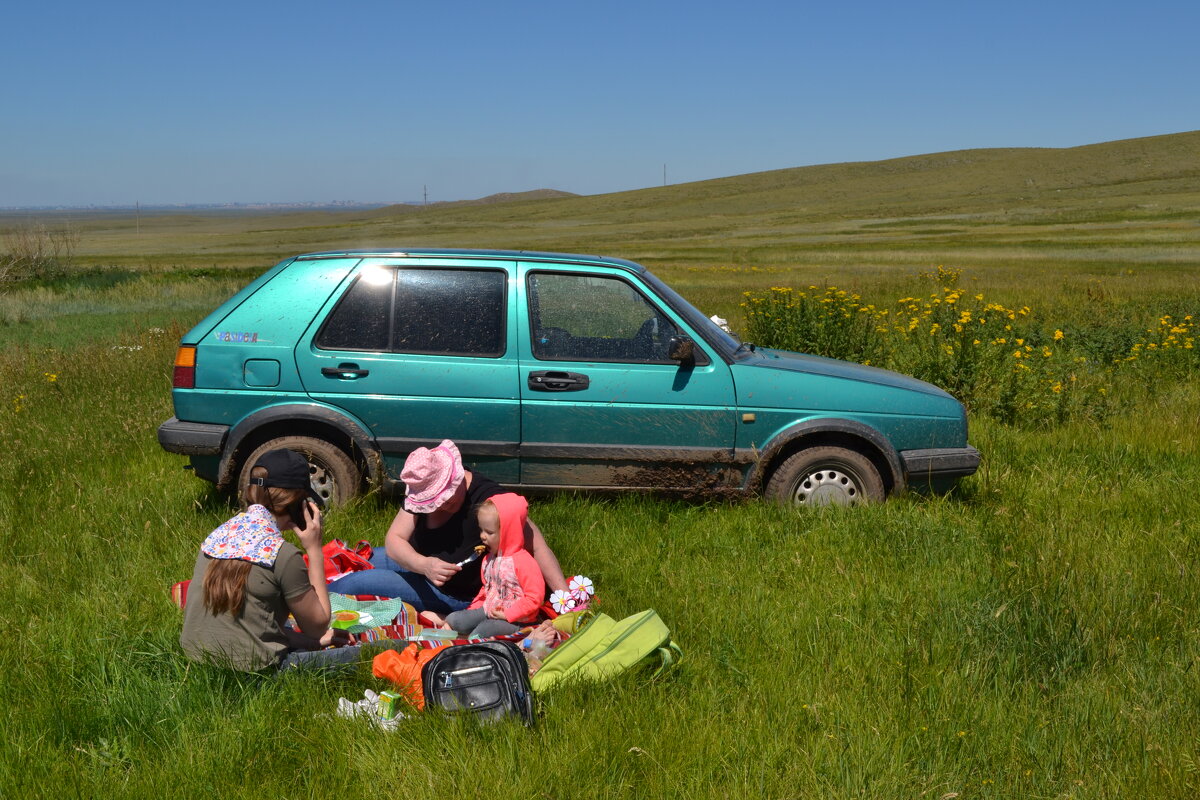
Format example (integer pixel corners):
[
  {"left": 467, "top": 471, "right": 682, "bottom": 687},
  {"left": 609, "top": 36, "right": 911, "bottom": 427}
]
[{"left": 158, "top": 249, "right": 980, "bottom": 506}]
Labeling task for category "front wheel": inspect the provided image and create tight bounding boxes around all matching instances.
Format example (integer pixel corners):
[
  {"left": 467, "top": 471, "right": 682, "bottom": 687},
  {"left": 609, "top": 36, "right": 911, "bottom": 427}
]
[
  {"left": 238, "top": 436, "right": 361, "bottom": 507},
  {"left": 765, "top": 446, "right": 885, "bottom": 507}
]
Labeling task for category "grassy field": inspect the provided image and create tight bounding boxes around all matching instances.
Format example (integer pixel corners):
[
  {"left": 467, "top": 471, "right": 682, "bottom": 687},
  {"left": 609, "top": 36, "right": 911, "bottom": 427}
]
[{"left": 1, "top": 132, "right": 1198, "bottom": 798}]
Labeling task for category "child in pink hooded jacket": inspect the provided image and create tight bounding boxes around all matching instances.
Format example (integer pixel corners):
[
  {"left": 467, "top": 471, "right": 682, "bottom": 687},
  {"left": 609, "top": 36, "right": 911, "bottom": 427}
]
[{"left": 443, "top": 493, "right": 545, "bottom": 639}]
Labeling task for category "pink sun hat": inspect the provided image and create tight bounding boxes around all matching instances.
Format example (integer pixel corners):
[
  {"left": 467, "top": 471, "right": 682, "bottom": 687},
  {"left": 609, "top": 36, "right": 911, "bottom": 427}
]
[{"left": 401, "top": 440, "right": 465, "bottom": 513}]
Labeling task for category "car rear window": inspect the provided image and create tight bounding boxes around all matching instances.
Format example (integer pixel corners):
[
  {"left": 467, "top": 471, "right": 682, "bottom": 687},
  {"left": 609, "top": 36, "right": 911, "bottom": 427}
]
[{"left": 316, "top": 267, "right": 506, "bottom": 357}]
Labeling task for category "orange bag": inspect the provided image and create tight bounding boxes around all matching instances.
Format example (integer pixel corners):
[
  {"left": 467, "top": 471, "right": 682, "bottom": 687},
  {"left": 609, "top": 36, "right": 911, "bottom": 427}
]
[{"left": 372, "top": 643, "right": 448, "bottom": 710}]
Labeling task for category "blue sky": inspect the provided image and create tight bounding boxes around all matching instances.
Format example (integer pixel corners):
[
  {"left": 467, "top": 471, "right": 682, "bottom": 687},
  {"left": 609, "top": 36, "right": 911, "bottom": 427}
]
[{"left": 1, "top": 0, "right": 1195, "bottom": 207}]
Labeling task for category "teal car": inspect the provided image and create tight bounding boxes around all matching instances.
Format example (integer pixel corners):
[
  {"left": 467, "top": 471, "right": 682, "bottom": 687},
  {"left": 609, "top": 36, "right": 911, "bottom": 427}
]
[{"left": 158, "top": 249, "right": 980, "bottom": 505}]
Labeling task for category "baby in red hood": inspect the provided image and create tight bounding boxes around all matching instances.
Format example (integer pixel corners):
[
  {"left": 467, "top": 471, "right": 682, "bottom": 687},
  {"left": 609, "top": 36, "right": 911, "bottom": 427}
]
[{"left": 443, "top": 493, "right": 545, "bottom": 639}]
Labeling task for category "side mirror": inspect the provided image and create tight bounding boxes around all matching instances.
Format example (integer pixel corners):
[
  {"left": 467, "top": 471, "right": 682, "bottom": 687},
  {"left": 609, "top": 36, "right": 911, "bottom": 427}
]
[{"left": 667, "top": 336, "right": 696, "bottom": 363}]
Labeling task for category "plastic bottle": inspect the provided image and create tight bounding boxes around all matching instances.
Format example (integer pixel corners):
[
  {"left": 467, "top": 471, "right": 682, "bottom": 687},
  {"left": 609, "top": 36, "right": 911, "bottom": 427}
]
[{"left": 520, "top": 636, "right": 552, "bottom": 660}]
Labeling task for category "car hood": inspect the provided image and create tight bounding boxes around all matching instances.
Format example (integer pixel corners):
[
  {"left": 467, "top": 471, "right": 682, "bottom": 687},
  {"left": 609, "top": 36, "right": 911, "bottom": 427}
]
[{"left": 748, "top": 347, "right": 955, "bottom": 399}]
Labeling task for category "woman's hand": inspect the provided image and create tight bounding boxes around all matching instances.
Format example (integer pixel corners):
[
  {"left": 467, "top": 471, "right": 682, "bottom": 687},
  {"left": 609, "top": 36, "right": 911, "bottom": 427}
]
[
  {"left": 319, "top": 627, "right": 350, "bottom": 648},
  {"left": 293, "top": 500, "right": 323, "bottom": 551},
  {"left": 488, "top": 606, "right": 508, "bottom": 620},
  {"left": 422, "top": 556, "right": 460, "bottom": 587},
  {"left": 529, "top": 620, "right": 557, "bottom": 645}
]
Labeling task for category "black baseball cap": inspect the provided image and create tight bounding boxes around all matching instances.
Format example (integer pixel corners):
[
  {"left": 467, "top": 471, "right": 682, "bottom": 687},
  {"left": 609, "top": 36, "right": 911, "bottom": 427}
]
[{"left": 250, "top": 449, "right": 325, "bottom": 507}]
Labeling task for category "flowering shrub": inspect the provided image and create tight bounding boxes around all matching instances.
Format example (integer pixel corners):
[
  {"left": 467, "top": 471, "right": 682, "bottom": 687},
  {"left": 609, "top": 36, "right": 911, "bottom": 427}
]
[{"left": 742, "top": 267, "right": 1196, "bottom": 427}]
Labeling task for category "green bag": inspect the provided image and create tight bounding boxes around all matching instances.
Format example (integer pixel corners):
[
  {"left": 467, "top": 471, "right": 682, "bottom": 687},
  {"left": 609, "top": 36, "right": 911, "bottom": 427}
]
[{"left": 531, "top": 609, "right": 682, "bottom": 692}]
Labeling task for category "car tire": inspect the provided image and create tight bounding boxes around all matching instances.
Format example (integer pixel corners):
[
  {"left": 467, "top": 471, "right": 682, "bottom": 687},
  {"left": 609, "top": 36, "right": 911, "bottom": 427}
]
[
  {"left": 765, "top": 445, "right": 885, "bottom": 506},
  {"left": 238, "top": 436, "right": 361, "bottom": 507}
]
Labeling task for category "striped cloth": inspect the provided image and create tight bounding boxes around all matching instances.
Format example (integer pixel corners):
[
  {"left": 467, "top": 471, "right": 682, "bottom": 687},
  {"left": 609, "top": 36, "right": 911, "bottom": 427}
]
[{"left": 169, "top": 582, "right": 528, "bottom": 646}]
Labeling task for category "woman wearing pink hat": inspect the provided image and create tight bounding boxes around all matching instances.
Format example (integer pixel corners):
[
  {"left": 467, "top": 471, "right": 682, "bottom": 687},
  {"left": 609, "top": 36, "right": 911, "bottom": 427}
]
[{"left": 327, "top": 440, "right": 567, "bottom": 614}]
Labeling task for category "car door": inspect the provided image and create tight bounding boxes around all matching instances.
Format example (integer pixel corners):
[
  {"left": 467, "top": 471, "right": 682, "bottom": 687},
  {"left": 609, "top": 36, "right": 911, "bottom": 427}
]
[
  {"left": 295, "top": 257, "right": 521, "bottom": 483},
  {"left": 517, "top": 264, "right": 738, "bottom": 488}
]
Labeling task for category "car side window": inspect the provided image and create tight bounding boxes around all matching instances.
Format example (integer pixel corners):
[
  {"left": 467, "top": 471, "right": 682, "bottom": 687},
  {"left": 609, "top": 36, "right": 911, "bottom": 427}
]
[
  {"left": 315, "top": 270, "right": 392, "bottom": 351},
  {"left": 528, "top": 272, "right": 681, "bottom": 363},
  {"left": 317, "top": 267, "right": 506, "bottom": 356}
]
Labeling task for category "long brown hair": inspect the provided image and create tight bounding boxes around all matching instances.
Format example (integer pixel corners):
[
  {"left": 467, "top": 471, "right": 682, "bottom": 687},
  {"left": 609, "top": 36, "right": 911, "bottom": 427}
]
[{"left": 202, "top": 466, "right": 306, "bottom": 616}]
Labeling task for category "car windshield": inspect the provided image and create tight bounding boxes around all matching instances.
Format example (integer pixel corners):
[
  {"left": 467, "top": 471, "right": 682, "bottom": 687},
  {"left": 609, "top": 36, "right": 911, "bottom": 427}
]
[{"left": 640, "top": 269, "right": 746, "bottom": 358}]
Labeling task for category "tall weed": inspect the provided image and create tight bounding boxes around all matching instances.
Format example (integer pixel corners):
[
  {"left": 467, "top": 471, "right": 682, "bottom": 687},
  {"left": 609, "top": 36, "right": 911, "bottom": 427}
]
[{"left": 0, "top": 221, "right": 80, "bottom": 286}]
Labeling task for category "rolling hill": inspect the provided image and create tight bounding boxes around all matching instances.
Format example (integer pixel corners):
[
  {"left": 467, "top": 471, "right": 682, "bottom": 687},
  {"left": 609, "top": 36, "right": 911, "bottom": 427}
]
[{"left": 5, "top": 131, "right": 1198, "bottom": 282}]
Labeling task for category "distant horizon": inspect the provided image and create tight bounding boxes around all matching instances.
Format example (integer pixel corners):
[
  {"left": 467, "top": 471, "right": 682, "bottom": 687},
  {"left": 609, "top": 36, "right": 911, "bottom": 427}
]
[
  {"left": 0, "top": 199, "right": 412, "bottom": 213},
  {"left": 3, "top": 126, "right": 1195, "bottom": 213}
]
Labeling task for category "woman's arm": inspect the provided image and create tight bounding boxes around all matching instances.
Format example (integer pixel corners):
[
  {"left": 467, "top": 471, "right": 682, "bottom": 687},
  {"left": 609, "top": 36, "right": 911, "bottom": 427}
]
[
  {"left": 282, "top": 625, "right": 349, "bottom": 651},
  {"left": 384, "top": 506, "right": 460, "bottom": 587},
  {"left": 525, "top": 519, "right": 568, "bottom": 593},
  {"left": 288, "top": 500, "right": 331, "bottom": 636}
]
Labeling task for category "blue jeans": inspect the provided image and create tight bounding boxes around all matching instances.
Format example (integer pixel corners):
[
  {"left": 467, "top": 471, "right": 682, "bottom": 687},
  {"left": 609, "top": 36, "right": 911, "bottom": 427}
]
[
  {"left": 278, "top": 639, "right": 409, "bottom": 671},
  {"left": 326, "top": 551, "right": 472, "bottom": 614}
]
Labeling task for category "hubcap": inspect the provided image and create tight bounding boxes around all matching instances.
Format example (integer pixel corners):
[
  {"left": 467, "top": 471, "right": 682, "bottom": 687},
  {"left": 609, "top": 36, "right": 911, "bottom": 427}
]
[
  {"left": 794, "top": 468, "right": 860, "bottom": 506},
  {"left": 308, "top": 461, "right": 336, "bottom": 505}
]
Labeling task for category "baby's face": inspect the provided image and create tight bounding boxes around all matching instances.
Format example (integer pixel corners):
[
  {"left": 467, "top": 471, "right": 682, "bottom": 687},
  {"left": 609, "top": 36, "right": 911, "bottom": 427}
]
[{"left": 478, "top": 510, "right": 500, "bottom": 553}]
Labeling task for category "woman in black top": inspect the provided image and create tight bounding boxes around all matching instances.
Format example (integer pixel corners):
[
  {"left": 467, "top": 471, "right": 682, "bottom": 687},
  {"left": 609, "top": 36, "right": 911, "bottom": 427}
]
[{"left": 326, "top": 441, "right": 566, "bottom": 614}]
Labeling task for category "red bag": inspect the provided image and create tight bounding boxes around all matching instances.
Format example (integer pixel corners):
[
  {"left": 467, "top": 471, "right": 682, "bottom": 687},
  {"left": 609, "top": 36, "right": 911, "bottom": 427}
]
[
  {"left": 326, "top": 539, "right": 374, "bottom": 574},
  {"left": 310, "top": 539, "right": 374, "bottom": 580}
]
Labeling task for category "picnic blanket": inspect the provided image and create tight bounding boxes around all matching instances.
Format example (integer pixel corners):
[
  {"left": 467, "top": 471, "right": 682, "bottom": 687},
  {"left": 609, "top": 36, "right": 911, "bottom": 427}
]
[
  {"left": 169, "top": 580, "right": 520, "bottom": 646},
  {"left": 329, "top": 594, "right": 414, "bottom": 635}
]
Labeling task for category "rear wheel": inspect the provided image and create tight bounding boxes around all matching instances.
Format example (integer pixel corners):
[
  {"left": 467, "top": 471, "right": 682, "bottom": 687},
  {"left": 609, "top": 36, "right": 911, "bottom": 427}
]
[
  {"left": 238, "top": 436, "right": 361, "bottom": 506},
  {"left": 765, "top": 445, "right": 885, "bottom": 506}
]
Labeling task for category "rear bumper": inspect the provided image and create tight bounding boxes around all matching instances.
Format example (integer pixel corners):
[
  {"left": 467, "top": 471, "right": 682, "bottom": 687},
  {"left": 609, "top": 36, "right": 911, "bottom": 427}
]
[
  {"left": 901, "top": 446, "right": 981, "bottom": 488},
  {"left": 157, "top": 417, "right": 229, "bottom": 456}
]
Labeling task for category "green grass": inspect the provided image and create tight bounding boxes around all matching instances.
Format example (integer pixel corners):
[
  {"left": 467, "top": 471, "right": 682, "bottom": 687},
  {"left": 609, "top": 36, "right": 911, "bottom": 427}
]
[
  {"left": 1, "top": 268, "right": 1198, "bottom": 798},
  {"left": 1, "top": 132, "right": 1199, "bottom": 797}
]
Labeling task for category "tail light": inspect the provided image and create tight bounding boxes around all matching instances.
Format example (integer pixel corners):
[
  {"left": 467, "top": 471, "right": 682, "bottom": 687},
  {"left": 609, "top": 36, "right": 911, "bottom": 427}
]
[{"left": 172, "top": 346, "right": 196, "bottom": 388}]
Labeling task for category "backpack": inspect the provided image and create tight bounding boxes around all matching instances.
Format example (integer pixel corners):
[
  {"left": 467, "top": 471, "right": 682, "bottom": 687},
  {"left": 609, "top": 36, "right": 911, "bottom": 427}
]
[
  {"left": 530, "top": 609, "right": 681, "bottom": 692},
  {"left": 421, "top": 641, "right": 535, "bottom": 725}
]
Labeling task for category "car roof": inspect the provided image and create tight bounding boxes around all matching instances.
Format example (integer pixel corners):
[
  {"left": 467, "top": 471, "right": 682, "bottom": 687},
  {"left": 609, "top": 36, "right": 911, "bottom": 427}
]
[{"left": 293, "top": 248, "right": 646, "bottom": 274}]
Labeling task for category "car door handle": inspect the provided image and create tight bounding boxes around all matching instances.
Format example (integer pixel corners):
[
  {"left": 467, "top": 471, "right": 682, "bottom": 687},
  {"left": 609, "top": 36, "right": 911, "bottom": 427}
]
[
  {"left": 321, "top": 364, "right": 369, "bottom": 379},
  {"left": 528, "top": 370, "right": 590, "bottom": 392}
]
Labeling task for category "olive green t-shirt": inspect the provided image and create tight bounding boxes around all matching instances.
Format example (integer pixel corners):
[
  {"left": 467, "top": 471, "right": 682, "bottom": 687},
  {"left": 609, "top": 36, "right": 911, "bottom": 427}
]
[{"left": 180, "top": 542, "right": 312, "bottom": 671}]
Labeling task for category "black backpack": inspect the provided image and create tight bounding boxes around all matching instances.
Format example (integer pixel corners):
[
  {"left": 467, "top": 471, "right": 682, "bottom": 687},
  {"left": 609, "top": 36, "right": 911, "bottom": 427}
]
[{"left": 421, "top": 641, "right": 535, "bottom": 725}]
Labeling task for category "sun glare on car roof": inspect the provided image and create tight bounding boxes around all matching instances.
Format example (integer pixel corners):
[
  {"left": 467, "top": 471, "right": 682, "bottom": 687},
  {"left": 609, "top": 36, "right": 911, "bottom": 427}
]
[{"left": 360, "top": 266, "right": 392, "bottom": 286}]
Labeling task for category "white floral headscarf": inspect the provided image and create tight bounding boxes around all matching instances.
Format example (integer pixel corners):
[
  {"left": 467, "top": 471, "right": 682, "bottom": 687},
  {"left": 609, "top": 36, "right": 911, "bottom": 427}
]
[{"left": 201, "top": 504, "right": 284, "bottom": 567}]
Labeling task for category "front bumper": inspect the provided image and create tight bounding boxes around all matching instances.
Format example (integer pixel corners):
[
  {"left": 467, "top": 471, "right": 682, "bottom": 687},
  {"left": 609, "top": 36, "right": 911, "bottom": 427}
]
[
  {"left": 157, "top": 417, "right": 229, "bottom": 456},
  {"left": 900, "top": 446, "right": 981, "bottom": 488}
]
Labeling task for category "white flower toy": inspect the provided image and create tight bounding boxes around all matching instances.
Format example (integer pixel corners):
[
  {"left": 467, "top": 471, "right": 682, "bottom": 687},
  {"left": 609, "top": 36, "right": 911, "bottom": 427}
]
[
  {"left": 567, "top": 575, "right": 594, "bottom": 598},
  {"left": 549, "top": 589, "right": 577, "bottom": 614}
]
